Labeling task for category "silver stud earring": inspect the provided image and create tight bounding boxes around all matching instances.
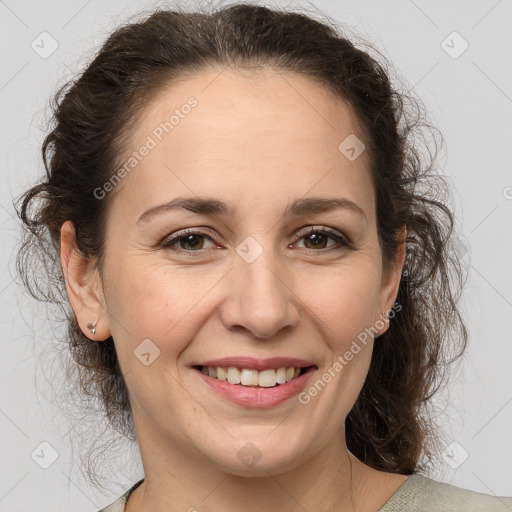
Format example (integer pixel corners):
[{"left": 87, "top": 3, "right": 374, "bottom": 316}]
[
  {"left": 382, "top": 312, "right": 389, "bottom": 321},
  {"left": 87, "top": 321, "right": 98, "bottom": 335}
]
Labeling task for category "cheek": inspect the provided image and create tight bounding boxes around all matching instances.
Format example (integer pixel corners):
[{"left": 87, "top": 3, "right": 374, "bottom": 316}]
[
  {"left": 105, "top": 259, "right": 221, "bottom": 359},
  {"left": 299, "top": 261, "right": 382, "bottom": 344},
  {"left": 107, "top": 250, "right": 382, "bottom": 365}
]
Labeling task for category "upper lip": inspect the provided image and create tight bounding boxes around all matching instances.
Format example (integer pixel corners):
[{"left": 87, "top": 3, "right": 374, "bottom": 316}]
[{"left": 192, "top": 357, "right": 317, "bottom": 371}]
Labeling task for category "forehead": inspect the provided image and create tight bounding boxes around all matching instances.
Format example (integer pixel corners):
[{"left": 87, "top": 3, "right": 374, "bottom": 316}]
[
  {"left": 138, "top": 66, "right": 367, "bottom": 153},
  {"left": 109, "top": 66, "right": 374, "bottom": 222}
]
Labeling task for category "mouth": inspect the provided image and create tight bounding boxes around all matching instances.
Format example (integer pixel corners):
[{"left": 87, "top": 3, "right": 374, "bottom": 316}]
[
  {"left": 192, "top": 365, "right": 315, "bottom": 388},
  {"left": 191, "top": 363, "right": 318, "bottom": 408}
]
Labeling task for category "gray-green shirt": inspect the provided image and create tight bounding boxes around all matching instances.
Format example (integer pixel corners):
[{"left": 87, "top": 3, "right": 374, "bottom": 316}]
[{"left": 98, "top": 475, "right": 512, "bottom": 511}]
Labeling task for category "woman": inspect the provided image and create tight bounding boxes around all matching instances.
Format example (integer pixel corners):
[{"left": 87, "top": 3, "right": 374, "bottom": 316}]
[{"left": 15, "top": 3, "right": 512, "bottom": 511}]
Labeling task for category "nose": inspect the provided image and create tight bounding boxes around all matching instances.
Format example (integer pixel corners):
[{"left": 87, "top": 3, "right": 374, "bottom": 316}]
[{"left": 220, "top": 252, "right": 300, "bottom": 340}]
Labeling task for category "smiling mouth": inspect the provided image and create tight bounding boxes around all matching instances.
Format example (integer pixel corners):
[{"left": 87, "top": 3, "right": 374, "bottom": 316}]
[{"left": 193, "top": 365, "right": 315, "bottom": 388}]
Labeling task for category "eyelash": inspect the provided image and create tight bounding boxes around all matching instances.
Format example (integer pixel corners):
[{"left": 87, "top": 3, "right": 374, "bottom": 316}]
[{"left": 161, "top": 226, "right": 351, "bottom": 255}]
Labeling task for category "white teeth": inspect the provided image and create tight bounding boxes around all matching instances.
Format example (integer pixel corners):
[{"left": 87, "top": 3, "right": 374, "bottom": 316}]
[
  {"left": 240, "top": 369, "right": 259, "bottom": 386},
  {"left": 258, "top": 369, "right": 277, "bottom": 387},
  {"left": 216, "top": 367, "right": 227, "bottom": 381},
  {"left": 227, "top": 367, "right": 241, "bottom": 384},
  {"left": 276, "top": 367, "right": 287, "bottom": 384},
  {"left": 201, "top": 365, "right": 306, "bottom": 387}
]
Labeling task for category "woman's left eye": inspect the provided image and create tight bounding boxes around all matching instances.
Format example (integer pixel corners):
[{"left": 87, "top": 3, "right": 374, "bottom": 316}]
[
  {"left": 161, "top": 227, "right": 351, "bottom": 254},
  {"left": 294, "top": 228, "right": 350, "bottom": 251}
]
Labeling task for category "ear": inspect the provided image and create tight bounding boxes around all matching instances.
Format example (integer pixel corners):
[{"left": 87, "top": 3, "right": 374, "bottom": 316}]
[
  {"left": 60, "top": 220, "right": 111, "bottom": 341},
  {"left": 375, "top": 224, "right": 407, "bottom": 337}
]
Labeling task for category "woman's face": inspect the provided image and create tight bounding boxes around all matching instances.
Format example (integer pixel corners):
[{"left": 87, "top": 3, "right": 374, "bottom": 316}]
[{"left": 76, "top": 67, "right": 403, "bottom": 475}]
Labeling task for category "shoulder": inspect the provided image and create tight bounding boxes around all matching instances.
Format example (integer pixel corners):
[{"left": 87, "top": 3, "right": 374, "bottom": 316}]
[
  {"left": 97, "top": 479, "right": 144, "bottom": 512},
  {"left": 379, "top": 474, "right": 512, "bottom": 512}
]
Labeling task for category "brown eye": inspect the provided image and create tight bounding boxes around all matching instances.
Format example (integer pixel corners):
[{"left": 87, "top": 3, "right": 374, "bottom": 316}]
[
  {"left": 162, "top": 230, "right": 215, "bottom": 252},
  {"left": 176, "top": 233, "right": 205, "bottom": 250},
  {"left": 303, "top": 231, "right": 330, "bottom": 249},
  {"left": 295, "top": 227, "right": 350, "bottom": 251}
]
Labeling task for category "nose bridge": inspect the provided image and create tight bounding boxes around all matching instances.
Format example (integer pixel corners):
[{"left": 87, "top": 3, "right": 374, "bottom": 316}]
[
  {"left": 221, "top": 235, "right": 299, "bottom": 339},
  {"left": 242, "top": 245, "right": 284, "bottom": 301}
]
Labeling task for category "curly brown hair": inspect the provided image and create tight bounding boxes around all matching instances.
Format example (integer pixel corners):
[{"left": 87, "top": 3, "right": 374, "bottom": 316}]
[{"left": 15, "top": 1, "right": 468, "bottom": 483}]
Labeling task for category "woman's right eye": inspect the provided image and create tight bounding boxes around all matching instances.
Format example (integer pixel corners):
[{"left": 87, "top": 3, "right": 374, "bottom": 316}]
[{"left": 161, "top": 229, "right": 216, "bottom": 252}]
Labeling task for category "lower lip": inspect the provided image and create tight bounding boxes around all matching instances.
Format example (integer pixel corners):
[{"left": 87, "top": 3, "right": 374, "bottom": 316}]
[{"left": 194, "top": 367, "right": 316, "bottom": 408}]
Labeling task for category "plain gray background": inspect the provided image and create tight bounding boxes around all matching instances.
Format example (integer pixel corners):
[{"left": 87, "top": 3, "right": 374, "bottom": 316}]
[{"left": 1, "top": 0, "right": 511, "bottom": 510}]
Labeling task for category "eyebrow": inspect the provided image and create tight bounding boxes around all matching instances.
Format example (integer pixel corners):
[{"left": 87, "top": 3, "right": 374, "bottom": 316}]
[{"left": 136, "top": 195, "right": 367, "bottom": 225}]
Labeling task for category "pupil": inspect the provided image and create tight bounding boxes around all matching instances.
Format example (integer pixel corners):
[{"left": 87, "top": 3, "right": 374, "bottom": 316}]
[
  {"left": 306, "top": 233, "right": 326, "bottom": 249},
  {"left": 182, "top": 234, "right": 202, "bottom": 249}
]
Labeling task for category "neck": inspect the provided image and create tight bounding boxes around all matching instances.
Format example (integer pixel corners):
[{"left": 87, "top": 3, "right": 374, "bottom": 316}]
[{"left": 125, "top": 422, "right": 395, "bottom": 512}]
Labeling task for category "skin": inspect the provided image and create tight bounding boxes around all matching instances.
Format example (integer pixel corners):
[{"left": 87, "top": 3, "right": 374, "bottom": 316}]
[{"left": 61, "top": 66, "right": 407, "bottom": 511}]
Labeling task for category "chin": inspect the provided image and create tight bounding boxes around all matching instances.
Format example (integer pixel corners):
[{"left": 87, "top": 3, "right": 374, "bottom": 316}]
[{"left": 203, "top": 435, "right": 311, "bottom": 477}]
